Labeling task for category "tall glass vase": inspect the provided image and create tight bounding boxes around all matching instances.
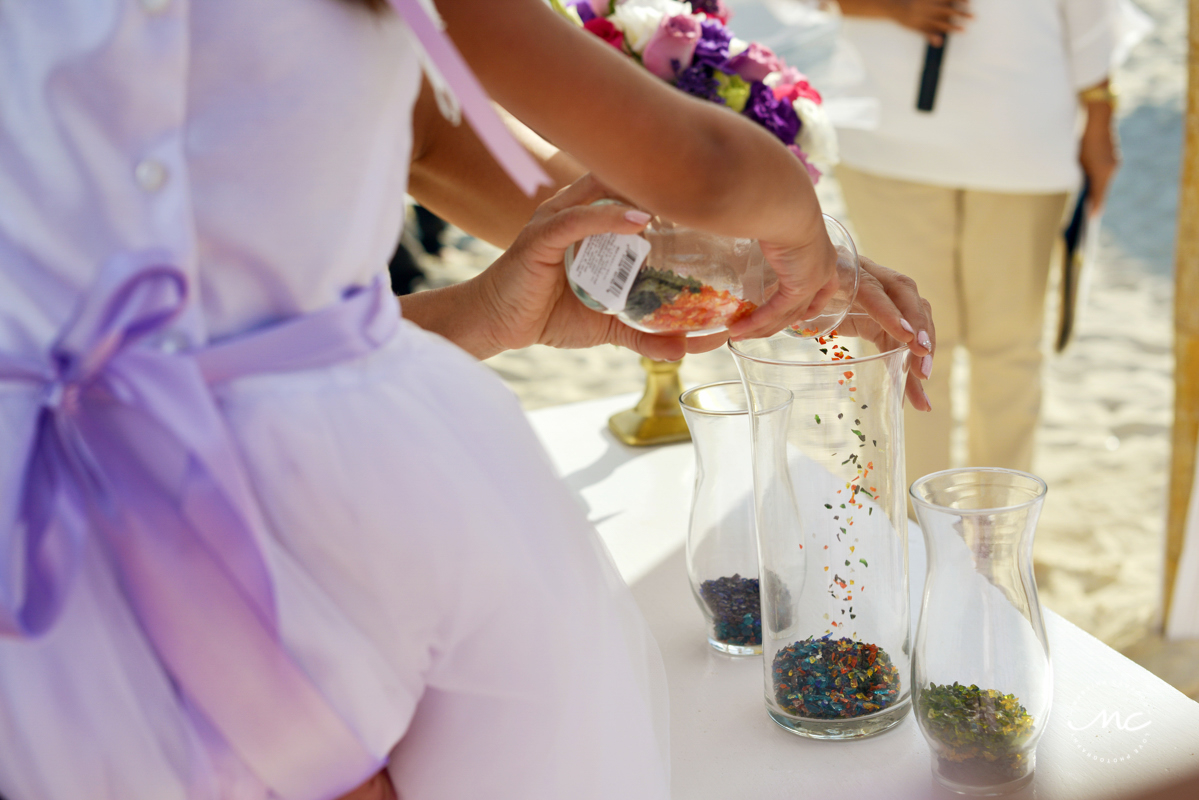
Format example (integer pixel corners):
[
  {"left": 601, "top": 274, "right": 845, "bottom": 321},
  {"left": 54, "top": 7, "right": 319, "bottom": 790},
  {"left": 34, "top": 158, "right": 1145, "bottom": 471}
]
[
  {"left": 910, "top": 469, "right": 1052, "bottom": 796},
  {"left": 730, "top": 332, "right": 911, "bottom": 739},
  {"left": 680, "top": 381, "right": 793, "bottom": 655}
]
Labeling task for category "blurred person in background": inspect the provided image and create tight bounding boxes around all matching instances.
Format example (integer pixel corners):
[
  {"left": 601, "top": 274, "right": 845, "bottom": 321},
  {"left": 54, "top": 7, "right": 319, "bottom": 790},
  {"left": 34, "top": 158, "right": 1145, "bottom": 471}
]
[{"left": 833, "top": 0, "right": 1127, "bottom": 481}]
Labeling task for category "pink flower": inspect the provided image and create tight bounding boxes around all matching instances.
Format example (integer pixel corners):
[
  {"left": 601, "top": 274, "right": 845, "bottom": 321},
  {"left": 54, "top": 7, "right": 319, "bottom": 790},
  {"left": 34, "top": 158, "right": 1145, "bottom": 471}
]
[
  {"left": 642, "top": 14, "right": 703, "bottom": 82},
  {"left": 771, "top": 66, "right": 823, "bottom": 104},
  {"left": 788, "top": 145, "right": 822, "bottom": 184},
  {"left": 584, "top": 17, "right": 626, "bottom": 51},
  {"left": 725, "top": 42, "right": 782, "bottom": 83}
]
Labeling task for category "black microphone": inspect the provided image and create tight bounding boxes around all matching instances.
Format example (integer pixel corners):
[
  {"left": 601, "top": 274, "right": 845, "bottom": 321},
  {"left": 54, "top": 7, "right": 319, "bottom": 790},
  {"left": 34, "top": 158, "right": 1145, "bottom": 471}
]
[{"left": 916, "top": 36, "right": 948, "bottom": 112}]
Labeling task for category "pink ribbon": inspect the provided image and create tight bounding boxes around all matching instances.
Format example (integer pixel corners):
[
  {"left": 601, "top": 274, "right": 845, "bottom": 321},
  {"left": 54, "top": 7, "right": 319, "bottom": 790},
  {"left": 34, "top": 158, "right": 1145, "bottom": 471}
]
[
  {"left": 388, "top": 0, "right": 552, "bottom": 197},
  {"left": 0, "top": 255, "right": 396, "bottom": 799}
]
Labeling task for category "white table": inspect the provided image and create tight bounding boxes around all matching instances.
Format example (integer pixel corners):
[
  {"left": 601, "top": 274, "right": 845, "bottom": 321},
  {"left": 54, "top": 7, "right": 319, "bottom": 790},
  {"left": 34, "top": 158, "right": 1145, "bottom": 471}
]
[{"left": 528, "top": 394, "right": 1199, "bottom": 800}]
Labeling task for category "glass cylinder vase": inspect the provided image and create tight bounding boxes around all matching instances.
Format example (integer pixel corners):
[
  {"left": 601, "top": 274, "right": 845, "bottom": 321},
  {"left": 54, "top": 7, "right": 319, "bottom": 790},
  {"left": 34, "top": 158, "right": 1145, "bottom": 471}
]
[
  {"left": 680, "top": 381, "right": 793, "bottom": 655},
  {"left": 910, "top": 469, "right": 1052, "bottom": 796},
  {"left": 730, "top": 331, "right": 912, "bottom": 739}
]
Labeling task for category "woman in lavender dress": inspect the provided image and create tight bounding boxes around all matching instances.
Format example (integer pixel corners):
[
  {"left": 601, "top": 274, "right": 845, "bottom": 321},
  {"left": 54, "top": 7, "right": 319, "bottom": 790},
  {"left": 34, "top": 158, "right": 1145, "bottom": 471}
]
[{"left": 0, "top": 1, "right": 934, "bottom": 798}]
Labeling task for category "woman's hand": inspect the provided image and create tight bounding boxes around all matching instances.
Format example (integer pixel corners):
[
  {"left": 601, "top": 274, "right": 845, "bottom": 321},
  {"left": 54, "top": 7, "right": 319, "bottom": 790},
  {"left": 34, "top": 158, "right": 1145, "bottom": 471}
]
[
  {"left": 461, "top": 174, "right": 727, "bottom": 360},
  {"left": 1079, "top": 87, "right": 1120, "bottom": 213},
  {"left": 728, "top": 227, "right": 841, "bottom": 342},
  {"left": 832, "top": 255, "right": 935, "bottom": 411},
  {"left": 890, "top": 0, "right": 972, "bottom": 46},
  {"left": 840, "top": 0, "right": 972, "bottom": 46}
]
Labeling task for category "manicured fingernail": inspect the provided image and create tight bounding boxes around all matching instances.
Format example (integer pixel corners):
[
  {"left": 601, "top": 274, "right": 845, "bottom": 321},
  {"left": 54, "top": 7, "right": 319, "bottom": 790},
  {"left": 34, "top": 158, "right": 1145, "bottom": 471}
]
[
  {"left": 918, "top": 330, "right": 932, "bottom": 350},
  {"left": 921, "top": 354, "right": 933, "bottom": 379},
  {"left": 900, "top": 318, "right": 914, "bottom": 335},
  {"left": 922, "top": 390, "right": 933, "bottom": 411},
  {"left": 625, "top": 210, "right": 651, "bottom": 224}
]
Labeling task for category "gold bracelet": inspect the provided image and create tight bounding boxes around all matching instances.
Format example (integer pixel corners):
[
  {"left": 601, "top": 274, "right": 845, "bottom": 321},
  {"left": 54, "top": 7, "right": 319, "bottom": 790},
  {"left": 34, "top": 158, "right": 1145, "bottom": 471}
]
[{"left": 1079, "top": 84, "right": 1118, "bottom": 110}]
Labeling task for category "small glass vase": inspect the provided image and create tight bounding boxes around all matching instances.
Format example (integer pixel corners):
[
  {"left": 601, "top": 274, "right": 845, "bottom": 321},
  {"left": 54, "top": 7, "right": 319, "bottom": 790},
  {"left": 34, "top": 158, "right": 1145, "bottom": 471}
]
[
  {"left": 910, "top": 469, "right": 1052, "bottom": 796},
  {"left": 731, "top": 331, "right": 912, "bottom": 739},
  {"left": 565, "top": 212, "right": 859, "bottom": 338},
  {"left": 680, "top": 381, "right": 792, "bottom": 656}
]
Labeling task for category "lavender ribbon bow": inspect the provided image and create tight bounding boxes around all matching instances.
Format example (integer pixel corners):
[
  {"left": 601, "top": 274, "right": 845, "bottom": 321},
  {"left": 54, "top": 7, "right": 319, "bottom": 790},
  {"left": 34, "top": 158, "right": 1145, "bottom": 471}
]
[{"left": 0, "top": 255, "right": 397, "bottom": 799}]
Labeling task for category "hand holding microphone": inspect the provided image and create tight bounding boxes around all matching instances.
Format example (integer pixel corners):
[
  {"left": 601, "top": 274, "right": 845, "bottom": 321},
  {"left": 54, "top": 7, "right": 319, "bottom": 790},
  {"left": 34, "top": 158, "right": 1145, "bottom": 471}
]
[
  {"left": 898, "top": 0, "right": 972, "bottom": 112},
  {"left": 891, "top": 0, "right": 972, "bottom": 47}
]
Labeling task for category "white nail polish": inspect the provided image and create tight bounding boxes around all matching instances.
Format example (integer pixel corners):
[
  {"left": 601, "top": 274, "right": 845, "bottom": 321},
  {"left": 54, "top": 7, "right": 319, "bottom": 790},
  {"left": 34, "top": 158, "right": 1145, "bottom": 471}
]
[
  {"left": 922, "top": 354, "right": 933, "bottom": 379},
  {"left": 923, "top": 390, "right": 933, "bottom": 411},
  {"left": 900, "top": 319, "right": 914, "bottom": 334},
  {"left": 918, "top": 331, "right": 932, "bottom": 350}
]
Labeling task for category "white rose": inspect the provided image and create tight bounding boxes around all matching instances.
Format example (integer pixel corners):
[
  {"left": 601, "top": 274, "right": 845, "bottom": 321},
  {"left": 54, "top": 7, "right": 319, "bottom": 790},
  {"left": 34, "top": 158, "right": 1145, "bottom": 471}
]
[
  {"left": 727, "top": 38, "right": 749, "bottom": 58},
  {"left": 614, "top": 0, "right": 692, "bottom": 14},
  {"left": 609, "top": 5, "right": 665, "bottom": 53},
  {"left": 793, "top": 96, "right": 840, "bottom": 170},
  {"left": 610, "top": 0, "right": 696, "bottom": 53}
]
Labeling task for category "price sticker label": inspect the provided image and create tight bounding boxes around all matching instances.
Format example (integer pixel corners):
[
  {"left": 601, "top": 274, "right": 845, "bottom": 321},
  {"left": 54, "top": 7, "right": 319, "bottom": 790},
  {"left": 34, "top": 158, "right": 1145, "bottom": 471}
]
[{"left": 567, "top": 232, "right": 651, "bottom": 312}]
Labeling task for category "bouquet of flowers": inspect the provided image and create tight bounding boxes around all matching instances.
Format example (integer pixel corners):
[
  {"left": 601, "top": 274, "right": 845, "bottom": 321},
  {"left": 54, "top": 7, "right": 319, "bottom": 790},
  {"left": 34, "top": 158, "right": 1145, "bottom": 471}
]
[{"left": 555, "top": 0, "right": 838, "bottom": 182}]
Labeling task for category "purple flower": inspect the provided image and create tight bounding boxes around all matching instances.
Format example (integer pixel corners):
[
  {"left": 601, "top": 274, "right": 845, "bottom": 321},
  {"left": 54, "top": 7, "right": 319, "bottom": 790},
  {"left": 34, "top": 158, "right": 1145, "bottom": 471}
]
[
  {"left": 676, "top": 63, "right": 723, "bottom": 104},
  {"left": 642, "top": 14, "right": 702, "bottom": 81},
  {"left": 692, "top": 19, "right": 733, "bottom": 69},
  {"left": 743, "top": 81, "right": 801, "bottom": 145},
  {"left": 567, "top": 0, "right": 596, "bottom": 23}
]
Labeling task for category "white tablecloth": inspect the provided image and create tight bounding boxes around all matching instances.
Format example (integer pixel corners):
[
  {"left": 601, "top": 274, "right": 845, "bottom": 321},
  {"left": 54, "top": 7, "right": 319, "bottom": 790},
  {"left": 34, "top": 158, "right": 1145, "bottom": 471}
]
[{"left": 528, "top": 393, "right": 1199, "bottom": 800}]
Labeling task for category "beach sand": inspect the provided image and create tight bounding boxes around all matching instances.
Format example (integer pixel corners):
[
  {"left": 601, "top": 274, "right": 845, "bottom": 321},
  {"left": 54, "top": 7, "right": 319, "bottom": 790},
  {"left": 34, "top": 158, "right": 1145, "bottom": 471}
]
[{"left": 414, "top": 0, "right": 1195, "bottom": 691}]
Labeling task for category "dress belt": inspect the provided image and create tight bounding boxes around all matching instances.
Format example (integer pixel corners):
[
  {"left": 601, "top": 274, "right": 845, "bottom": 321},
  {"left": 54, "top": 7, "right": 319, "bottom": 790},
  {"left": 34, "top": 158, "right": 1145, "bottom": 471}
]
[{"left": 0, "top": 253, "right": 397, "bottom": 800}]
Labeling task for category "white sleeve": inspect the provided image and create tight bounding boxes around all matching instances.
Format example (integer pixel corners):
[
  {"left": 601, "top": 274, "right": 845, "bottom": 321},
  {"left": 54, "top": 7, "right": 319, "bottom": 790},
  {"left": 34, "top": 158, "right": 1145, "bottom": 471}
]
[{"left": 1060, "top": 0, "right": 1154, "bottom": 90}]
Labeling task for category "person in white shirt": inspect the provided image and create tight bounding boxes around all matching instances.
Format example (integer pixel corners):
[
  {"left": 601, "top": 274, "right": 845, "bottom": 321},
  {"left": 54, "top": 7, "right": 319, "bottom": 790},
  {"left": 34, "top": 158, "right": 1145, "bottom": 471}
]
[{"left": 834, "top": 0, "right": 1122, "bottom": 481}]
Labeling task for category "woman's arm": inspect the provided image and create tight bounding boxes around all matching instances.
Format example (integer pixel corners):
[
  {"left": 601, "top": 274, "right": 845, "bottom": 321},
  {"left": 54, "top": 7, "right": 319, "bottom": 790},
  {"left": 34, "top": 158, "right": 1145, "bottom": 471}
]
[
  {"left": 399, "top": 174, "right": 726, "bottom": 362},
  {"left": 440, "top": 0, "right": 817, "bottom": 243},
  {"left": 408, "top": 77, "right": 585, "bottom": 248},
  {"left": 437, "top": 0, "right": 844, "bottom": 339},
  {"left": 404, "top": 0, "right": 935, "bottom": 372}
]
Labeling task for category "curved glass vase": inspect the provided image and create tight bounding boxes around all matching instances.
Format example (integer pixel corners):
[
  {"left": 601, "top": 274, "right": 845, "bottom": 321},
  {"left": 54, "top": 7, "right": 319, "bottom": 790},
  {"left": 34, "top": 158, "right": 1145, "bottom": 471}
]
[
  {"left": 680, "top": 381, "right": 792, "bottom": 656},
  {"left": 730, "top": 332, "right": 911, "bottom": 739},
  {"left": 910, "top": 469, "right": 1052, "bottom": 796}
]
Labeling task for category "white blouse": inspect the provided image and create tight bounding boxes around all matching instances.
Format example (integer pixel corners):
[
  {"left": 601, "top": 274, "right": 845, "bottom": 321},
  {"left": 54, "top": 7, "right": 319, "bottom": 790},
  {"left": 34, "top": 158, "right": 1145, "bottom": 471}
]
[
  {"left": 0, "top": 0, "right": 416, "bottom": 349},
  {"left": 836, "top": 0, "right": 1127, "bottom": 193},
  {"left": 0, "top": 3, "right": 671, "bottom": 799}
]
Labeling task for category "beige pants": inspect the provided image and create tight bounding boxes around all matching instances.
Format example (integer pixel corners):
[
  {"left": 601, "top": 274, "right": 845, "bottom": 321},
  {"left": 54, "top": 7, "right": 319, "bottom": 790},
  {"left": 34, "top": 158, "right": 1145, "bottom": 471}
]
[{"left": 837, "top": 165, "right": 1069, "bottom": 484}]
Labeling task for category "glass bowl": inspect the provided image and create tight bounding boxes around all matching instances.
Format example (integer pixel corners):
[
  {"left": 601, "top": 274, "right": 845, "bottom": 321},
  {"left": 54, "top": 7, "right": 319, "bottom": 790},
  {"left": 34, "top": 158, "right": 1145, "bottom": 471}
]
[{"left": 565, "top": 209, "right": 859, "bottom": 338}]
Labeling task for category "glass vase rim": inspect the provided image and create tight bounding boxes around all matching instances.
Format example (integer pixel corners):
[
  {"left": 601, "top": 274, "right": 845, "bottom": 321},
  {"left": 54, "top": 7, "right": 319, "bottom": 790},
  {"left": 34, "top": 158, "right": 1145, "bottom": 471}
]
[
  {"left": 727, "top": 335, "right": 910, "bottom": 367},
  {"left": 909, "top": 467, "right": 1049, "bottom": 516},
  {"left": 679, "top": 380, "right": 792, "bottom": 417}
]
